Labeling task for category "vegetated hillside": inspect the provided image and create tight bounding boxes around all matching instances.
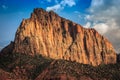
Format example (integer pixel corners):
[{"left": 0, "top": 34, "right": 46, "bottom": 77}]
[
  {"left": 0, "top": 52, "right": 120, "bottom": 80},
  {"left": 36, "top": 60, "right": 120, "bottom": 80},
  {"left": 0, "top": 52, "right": 53, "bottom": 80}
]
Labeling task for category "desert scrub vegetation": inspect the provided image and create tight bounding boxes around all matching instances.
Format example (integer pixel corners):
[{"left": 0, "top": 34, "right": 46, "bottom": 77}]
[
  {"left": 0, "top": 53, "right": 120, "bottom": 80},
  {"left": 0, "top": 53, "right": 53, "bottom": 80},
  {"left": 44, "top": 59, "right": 120, "bottom": 80}
]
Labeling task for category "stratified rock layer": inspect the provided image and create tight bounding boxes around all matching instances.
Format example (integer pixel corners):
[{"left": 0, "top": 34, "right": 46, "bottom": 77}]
[{"left": 13, "top": 8, "right": 116, "bottom": 66}]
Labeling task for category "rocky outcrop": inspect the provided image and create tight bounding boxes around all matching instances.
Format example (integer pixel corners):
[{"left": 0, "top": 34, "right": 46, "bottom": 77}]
[{"left": 11, "top": 8, "right": 116, "bottom": 66}]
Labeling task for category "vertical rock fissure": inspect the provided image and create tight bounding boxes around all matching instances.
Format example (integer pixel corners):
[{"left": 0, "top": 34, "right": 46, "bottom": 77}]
[
  {"left": 83, "top": 32, "right": 89, "bottom": 60},
  {"left": 101, "top": 36, "right": 106, "bottom": 63},
  {"left": 69, "top": 23, "right": 77, "bottom": 42},
  {"left": 92, "top": 32, "right": 97, "bottom": 65},
  {"left": 101, "top": 36, "right": 105, "bottom": 52},
  {"left": 93, "top": 31, "right": 99, "bottom": 48},
  {"left": 101, "top": 51, "right": 105, "bottom": 62},
  {"left": 93, "top": 42, "right": 97, "bottom": 65}
]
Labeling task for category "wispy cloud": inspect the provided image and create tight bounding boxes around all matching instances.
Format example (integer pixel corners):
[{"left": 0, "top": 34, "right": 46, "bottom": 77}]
[
  {"left": 46, "top": 4, "right": 62, "bottom": 11},
  {"left": 46, "top": 0, "right": 76, "bottom": 11},
  {"left": 47, "top": 0, "right": 51, "bottom": 2},
  {"left": 1, "top": 5, "right": 8, "bottom": 10},
  {"left": 61, "top": 0, "right": 76, "bottom": 7}
]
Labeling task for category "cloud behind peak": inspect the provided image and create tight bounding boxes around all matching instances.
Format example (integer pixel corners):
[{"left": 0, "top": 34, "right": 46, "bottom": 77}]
[{"left": 46, "top": 0, "right": 76, "bottom": 11}]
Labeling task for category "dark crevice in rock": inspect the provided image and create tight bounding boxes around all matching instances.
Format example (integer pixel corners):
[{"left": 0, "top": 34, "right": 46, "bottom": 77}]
[
  {"left": 68, "top": 22, "right": 77, "bottom": 42},
  {"left": 101, "top": 51, "right": 105, "bottom": 62},
  {"left": 93, "top": 30, "right": 99, "bottom": 48},
  {"left": 83, "top": 32, "right": 89, "bottom": 60},
  {"left": 23, "top": 37, "right": 30, "bottom": 45}
]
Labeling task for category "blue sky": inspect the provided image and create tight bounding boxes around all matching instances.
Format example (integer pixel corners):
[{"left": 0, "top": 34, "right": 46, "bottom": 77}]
[{"left": 0, "top": 0, "right": 120, "bottom": 52}]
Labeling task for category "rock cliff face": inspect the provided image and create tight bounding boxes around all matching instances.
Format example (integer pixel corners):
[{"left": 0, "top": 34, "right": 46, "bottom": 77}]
[{"left": 12, "top": 8, "right": 116, "bottom": 66}]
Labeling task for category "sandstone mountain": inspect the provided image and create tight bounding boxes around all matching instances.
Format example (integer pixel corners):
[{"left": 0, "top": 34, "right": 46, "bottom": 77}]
[
  {"left": 0, "top": 8, "right": 115, "bottom": 66},
  {"left": 0, "top": 8, "right": 116, "bottom": 67},
  {"left": 0, "top": 8, "right": 119, "bottom": 80}
]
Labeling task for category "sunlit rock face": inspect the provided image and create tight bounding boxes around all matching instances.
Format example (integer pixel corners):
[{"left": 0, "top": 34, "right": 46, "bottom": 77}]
[{"left": 12, "top": 8, "right": 116, "bottom": 66}]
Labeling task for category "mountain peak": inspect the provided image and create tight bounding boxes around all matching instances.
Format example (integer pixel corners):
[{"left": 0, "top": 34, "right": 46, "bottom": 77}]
[
  {"left": 33, "top": 8, "right": 47, "bottom": 14},
  {"left": 1, "top": 8, "right": 116, "bottom": 66}
]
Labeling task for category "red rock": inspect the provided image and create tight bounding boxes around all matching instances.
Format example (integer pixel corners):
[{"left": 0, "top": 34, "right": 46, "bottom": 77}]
[{"left": 2, "top": 8, "right": 116, "bottom": 66}]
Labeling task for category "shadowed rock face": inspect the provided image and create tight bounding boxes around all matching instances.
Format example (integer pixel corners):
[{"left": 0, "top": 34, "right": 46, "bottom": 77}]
[{"left": 11, "top": 8, "right": 116, "bottom": 66}]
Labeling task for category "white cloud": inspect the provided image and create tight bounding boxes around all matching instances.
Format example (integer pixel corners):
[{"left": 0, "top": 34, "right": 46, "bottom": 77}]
[
  {"left": 86, "top": 0, "right": 120, "bottom": 52},
  {"left": 83, "top": 22, "right": 91, "bottom": 28},
  {"left": 85, "top": 15, "right": 91, "bottom": 21},
  {"left": 93, "top": 23, "right": 109, "bottom": 35},
  {"left": 89, "top": 0, "right": 104, "bottom": 12},
  {"left": 46, "top": 0, "right": 76, "bottom": 11},
  {"left": 46, "top": 4, "right": 61, "bottom": 11}
]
